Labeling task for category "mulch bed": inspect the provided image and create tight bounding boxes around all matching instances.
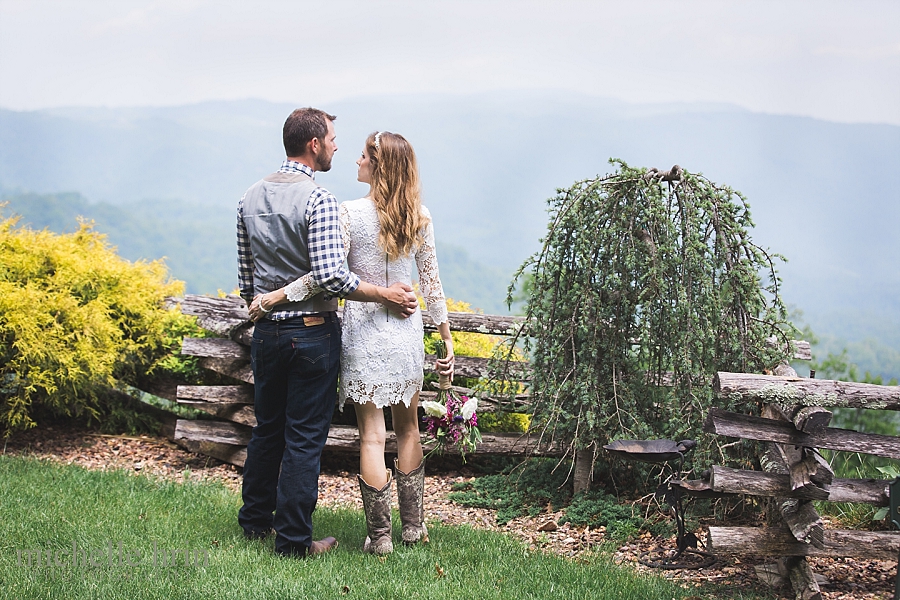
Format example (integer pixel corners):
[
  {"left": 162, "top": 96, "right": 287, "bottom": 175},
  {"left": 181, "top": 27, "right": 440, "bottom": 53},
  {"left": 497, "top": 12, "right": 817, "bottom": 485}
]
[{"left": 4, "top": 423, "right": 896, "bottom": 599}]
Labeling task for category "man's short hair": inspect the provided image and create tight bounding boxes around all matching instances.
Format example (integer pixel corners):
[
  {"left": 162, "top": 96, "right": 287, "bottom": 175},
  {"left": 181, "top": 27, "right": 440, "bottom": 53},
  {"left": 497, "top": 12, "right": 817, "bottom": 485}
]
[{"left": 283, "top": 108, "right": 337, "bottom": 157}]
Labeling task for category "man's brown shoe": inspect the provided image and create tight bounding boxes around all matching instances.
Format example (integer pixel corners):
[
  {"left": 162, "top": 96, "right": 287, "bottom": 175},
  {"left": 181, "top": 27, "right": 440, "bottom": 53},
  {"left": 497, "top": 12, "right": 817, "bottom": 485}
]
[{"left": 309, "top": 537, "right": 338, "bottom": 556}]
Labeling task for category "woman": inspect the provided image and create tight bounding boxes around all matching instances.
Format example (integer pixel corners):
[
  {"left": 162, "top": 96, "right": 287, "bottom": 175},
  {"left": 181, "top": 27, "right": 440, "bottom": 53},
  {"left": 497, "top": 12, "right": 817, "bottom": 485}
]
[{"left": 248, "top": 131, "right": 453, "bottom": 555}]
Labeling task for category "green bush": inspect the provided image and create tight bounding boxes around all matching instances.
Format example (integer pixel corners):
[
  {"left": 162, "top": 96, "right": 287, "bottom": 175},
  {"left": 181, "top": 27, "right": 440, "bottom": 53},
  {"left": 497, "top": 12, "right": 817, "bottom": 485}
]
[
  {"left": 563, "top": 490, "right": 673, "bottom": 541},
  {"left": 492, "top": 161, "right": 793, "bottom": 472},
  {"left": 449, "top": 458, "right": 572, "bottom": 524},
  {"left": 0, "top": 215, "right": 198, "bottom": 435},
  {"left": 450, "top": 458, "right": 674, "bottom": 540},
  {"left": 562, "top": 490, "right": 637, "bottom": 529}
]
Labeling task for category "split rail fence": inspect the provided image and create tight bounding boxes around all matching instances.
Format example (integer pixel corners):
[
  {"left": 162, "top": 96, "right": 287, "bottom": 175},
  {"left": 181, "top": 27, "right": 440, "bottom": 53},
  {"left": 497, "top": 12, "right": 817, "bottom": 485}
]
[
  {"left": 169, "top": 294, "right": 558, "bottom": 467},
  {"left": 169, "top": 295, "right": 816, "bottom": 471},
  {"left": 672, "top": 369, "right": 900, "bottom": 600}
]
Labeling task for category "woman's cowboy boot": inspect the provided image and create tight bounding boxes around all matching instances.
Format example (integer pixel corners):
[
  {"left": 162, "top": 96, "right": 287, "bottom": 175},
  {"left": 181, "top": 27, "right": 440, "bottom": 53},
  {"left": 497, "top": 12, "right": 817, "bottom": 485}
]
[
  {"left": 357, "top": 471, "right": 394, "bottom": 555},
  {"left": 394, "top": 458, "right": 428, "bottom": 544}
]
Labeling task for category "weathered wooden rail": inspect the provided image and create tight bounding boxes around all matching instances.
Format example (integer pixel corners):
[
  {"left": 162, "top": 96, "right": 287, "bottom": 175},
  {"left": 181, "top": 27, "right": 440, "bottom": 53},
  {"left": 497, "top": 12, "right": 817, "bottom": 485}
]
[
  {"left": 681, "top": 369, "right": 900, "bottom": 600},
  {"left": 169, "top": 294, "right": 555, "bottom": 466}
]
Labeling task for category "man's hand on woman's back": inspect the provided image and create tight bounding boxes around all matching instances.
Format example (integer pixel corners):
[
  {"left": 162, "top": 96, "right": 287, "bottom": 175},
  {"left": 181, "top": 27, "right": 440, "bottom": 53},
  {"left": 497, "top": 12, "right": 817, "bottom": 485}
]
[
  {"left": 381, "top": 282, "right": 418, "bottom": 318},
  {"left": 345, "top": 281, "right": 418, "bottom": 318}
]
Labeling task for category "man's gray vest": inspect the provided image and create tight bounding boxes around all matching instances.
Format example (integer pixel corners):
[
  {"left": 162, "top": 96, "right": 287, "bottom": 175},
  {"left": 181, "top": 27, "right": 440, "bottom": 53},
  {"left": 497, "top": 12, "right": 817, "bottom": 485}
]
[{"left": 241, "top": 171, "right": 338, "bottom": 313}]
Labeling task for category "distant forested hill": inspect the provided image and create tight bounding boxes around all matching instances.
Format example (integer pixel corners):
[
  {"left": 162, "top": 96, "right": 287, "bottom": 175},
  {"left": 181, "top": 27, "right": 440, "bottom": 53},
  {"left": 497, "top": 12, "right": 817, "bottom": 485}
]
[
  {"left": 1, "top": 94, "right": 898, "bottom": 378},
  {"left": 0, "top": 191, "right": 512, "bottom": 313},
  {"left": 1, "top": 191, "right": 235, "bottom": 295}
]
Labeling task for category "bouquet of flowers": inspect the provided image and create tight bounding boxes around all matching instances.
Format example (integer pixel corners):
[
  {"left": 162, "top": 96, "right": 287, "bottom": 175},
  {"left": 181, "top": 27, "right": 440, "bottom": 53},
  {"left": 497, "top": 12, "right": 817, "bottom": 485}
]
[{"left": 420, "top": 339, "right": 481, "bottom": 458}]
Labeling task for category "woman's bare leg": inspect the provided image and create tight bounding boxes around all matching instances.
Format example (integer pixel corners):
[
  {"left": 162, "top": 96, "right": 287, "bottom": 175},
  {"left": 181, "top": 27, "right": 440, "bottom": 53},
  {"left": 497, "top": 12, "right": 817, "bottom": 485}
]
[
  {"left": 391, "top": 391, "right": 423, "bottom": 473},
  {"left": 354, "top": 401, "right": 388, "bottom": 488}
]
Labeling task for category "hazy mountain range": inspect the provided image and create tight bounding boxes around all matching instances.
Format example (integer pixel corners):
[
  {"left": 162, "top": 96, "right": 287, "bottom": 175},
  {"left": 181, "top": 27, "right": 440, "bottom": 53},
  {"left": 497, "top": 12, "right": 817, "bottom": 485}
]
[{"left": 1, "top": 93, "right": 898, "bottom": 378}]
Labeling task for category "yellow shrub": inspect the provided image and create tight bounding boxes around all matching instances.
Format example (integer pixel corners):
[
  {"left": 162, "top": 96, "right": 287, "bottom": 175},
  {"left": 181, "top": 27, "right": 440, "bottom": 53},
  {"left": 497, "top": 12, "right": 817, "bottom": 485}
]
[
  {"left": 478, "top": 411, "right": 531, "bottom": 433},
  {"left": 416, "top": 291, "right": 529, "bottom": 432},
  {"left": 0, "top": 216, "right": 189, "bottom": 434},
  {"left": 418, "top": 294, "right": 526, "bottom": 362},
  {"left": 418, "top": 296, "right": 502, "bottom": 359}
]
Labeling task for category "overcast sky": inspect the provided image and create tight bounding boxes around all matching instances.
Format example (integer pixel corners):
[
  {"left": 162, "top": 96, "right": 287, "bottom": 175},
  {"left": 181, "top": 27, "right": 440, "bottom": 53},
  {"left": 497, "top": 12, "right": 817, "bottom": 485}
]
[{"left": 1, "top": 0, "right": 898, "bottom": 125}]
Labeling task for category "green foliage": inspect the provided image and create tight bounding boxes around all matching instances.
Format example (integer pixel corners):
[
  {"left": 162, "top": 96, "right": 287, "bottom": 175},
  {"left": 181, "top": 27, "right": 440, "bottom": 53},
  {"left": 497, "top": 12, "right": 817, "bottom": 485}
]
[
  {"left": 94, "top": 388, "right": 165, "bottom": 435},
  {"left": 449, "top": 458, "right": 671, "bottom": 540},
  {"left": 812, "top": 348, "right": 899, "bottom": 387},
  {"left": 793, "top": 317, "right": 900, "bottom": 524},
  {"left": 144, "top": 311, "right": 217, "bottom": 388},
  {"left": 423, "top": 296, "right": 506, "bottom": 360},
  {"left": 803, "top": 346, "right": 900, "bottom": 527},
  {"left": 508, "top": 272, "right": 534, "bottom": 316},
  {"left": 0, "top": 215, "right": 196, "bottom": 435},
  {"left": 492, "top": 160, "right": 793, "bottom": 471},
  {"left": 817, "top": 411, "right": 900, "bottom": 527},
  {"left": 449, "top": 458, "right": 572, "bottom": 524},
  {"left": 877, "top": 464, "right": 900, "bottom": 479},
  {"left": 562, "top": 490, "right": 667, "bottom": 541},
  {"left": 422, "top": 295, "right": 525, "bottom": 395},
  {"left": 872, "top": 465, "right": 900, "bottom": 522},
  {"left": 831, "top": 406, "right": 900, "bottom": 438}
]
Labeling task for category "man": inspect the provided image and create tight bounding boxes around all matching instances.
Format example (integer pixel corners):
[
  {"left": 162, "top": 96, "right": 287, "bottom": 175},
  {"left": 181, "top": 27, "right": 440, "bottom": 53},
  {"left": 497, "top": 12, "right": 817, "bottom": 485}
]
[{"left": 236, "top": 108, "right": 417, "bottom": 557}]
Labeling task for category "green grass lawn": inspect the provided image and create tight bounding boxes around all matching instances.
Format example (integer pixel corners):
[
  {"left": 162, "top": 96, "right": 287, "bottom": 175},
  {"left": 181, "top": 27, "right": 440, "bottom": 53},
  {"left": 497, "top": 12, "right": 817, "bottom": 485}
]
[{"left": 0, "top": 455, "right": 766, "bottom": 600}]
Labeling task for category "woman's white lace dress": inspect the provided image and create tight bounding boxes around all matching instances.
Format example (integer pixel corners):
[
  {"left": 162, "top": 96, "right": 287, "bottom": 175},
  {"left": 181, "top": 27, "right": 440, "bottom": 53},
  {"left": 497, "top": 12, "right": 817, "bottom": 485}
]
[{"left": 284, "top": 198, "right": 448, "bottom": 409}]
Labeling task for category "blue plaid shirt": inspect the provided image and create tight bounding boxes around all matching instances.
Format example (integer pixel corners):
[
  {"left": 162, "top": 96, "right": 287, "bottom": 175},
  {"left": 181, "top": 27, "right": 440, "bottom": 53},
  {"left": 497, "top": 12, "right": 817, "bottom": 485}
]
[{"left": 237, "top": 160, "right": 360, "bottom": 320}]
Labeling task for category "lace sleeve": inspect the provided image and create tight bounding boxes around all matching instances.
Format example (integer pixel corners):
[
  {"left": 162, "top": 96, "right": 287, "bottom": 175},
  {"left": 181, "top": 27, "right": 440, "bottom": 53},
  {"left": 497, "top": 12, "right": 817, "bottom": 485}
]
[
  {"left": 338, "top": 202, "right": 352, "bottom": 260},
  {"left": 283, "top": 204, "right": 352, "bottom": 302},
  {"left": 415, "top": 210, "right": 448, "bottom": 325},
  {"left": 284, "top": 273, "right": 318, "bottom": 302}
]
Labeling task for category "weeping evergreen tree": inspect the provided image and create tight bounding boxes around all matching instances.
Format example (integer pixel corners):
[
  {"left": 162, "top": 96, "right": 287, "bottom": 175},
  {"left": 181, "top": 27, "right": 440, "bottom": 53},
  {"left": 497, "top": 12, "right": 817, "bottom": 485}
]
[{"left": 493, "top": 160, "right": 795, "bottom": 473}]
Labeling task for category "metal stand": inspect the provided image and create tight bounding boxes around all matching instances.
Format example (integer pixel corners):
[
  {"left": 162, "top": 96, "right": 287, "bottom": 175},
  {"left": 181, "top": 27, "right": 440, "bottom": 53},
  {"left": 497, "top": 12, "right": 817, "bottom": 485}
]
[{"left": 604, "top": 439, "right": 716, "bottom": 570}]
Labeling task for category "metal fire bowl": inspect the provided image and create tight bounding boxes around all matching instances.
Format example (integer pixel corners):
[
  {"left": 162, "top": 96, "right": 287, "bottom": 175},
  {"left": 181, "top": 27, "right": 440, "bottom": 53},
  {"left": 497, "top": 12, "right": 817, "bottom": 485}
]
[{"left": 603, "top": 439, "right": 696, "bottom": 464}]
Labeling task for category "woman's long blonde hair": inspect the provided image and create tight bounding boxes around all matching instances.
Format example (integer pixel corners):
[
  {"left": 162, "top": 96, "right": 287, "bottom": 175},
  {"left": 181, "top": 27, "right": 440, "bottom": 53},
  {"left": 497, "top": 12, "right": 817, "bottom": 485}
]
[{"left": 365, "top": 131, "right": 429, "bottom": 260}]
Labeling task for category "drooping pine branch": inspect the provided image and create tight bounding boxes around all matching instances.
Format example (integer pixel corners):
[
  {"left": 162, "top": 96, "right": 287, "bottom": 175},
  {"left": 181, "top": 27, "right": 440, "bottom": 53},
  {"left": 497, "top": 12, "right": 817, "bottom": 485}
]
[{"left": 491, "top": 160, "right": 794, "bottom": 469}]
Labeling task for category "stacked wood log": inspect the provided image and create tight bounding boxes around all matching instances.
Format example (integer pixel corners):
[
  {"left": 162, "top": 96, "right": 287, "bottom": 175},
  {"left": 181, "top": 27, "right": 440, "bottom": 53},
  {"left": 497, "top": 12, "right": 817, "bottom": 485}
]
[
  {"left": 168, "top": 294, "right": 555, "bottom": 468},
  {"left": 696, "top": 370, "right": 900, "bottom": 600}
]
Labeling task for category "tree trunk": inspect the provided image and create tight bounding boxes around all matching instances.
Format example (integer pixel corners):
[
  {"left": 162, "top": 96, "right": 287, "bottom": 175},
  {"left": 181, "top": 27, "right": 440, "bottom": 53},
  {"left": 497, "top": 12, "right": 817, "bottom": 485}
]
[{"left": 573, "top": 449, "right": 593, "bottom": 494}]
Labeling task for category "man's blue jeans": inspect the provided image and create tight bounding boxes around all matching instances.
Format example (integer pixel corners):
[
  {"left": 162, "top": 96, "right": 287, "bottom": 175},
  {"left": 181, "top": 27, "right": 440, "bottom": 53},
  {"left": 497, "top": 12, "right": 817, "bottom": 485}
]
[{"left": 238, "top": 314, "right": 340, "bottom": 556}]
